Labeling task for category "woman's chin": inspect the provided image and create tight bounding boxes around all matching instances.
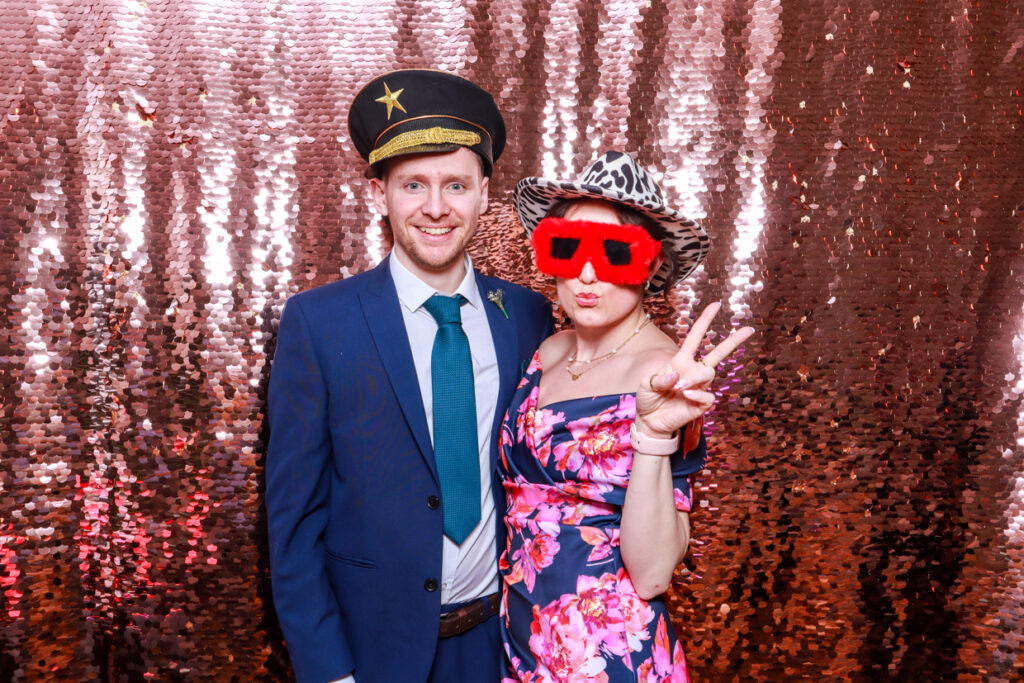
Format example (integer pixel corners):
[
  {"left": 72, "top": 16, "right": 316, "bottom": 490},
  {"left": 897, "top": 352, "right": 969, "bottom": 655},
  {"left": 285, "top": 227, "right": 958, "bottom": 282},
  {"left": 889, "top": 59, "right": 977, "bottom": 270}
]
[{"left": 567, "top": 307, "right": 608, "bottom": 328}]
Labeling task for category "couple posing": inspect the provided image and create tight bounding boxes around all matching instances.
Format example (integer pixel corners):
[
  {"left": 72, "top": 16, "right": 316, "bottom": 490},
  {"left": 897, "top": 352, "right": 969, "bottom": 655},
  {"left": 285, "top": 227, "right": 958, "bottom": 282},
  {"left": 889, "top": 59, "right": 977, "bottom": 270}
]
[{"left": 266, "top": 69, "right": 754, "bottom": 683}]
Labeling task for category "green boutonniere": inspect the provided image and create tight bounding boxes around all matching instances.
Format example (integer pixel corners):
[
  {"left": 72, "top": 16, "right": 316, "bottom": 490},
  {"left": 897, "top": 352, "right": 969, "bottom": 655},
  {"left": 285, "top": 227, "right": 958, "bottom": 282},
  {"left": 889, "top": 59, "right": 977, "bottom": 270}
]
[{"left": 487, "top": 289, "right": 509, "bottom": 319}]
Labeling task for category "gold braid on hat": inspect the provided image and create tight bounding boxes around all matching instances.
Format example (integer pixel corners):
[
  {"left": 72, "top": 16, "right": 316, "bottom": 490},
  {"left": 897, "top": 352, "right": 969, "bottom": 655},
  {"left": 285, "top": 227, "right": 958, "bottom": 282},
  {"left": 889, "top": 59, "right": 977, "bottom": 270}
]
[{"left": 369, "top": 127, "right": 481, "bottom": 164}]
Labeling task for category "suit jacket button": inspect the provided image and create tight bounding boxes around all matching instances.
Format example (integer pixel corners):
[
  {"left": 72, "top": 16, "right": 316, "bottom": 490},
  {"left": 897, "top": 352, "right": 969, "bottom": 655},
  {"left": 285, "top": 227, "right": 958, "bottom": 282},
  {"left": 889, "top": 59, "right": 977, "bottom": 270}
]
[
  {"left": 424, "top": 578, "right": 439, "bottom": 592},
  {"left": 427, "top": 495, "right": 440, "bottom": 510}
]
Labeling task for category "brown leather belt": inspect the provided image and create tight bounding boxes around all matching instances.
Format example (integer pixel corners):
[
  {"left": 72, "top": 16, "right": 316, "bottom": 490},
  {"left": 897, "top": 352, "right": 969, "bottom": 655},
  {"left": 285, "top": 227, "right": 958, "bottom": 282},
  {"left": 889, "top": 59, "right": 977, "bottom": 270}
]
[{"left": 438, "top": 593, "right": 500, "bottom": 639}]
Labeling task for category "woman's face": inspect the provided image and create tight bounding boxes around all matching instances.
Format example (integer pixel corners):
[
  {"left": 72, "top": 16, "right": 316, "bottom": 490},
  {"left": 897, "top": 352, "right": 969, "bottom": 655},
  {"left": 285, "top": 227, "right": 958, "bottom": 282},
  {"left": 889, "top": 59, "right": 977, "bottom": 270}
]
[{"left": 554, "top": 200, "right": 647, "bottom": 331}]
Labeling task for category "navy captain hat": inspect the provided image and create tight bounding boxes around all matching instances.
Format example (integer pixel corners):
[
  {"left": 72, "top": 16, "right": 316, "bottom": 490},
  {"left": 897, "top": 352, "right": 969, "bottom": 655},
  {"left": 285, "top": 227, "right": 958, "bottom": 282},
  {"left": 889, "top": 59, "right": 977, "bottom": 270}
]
[{"left": 347, "top": 69, "right": 506, "bottom": 177}]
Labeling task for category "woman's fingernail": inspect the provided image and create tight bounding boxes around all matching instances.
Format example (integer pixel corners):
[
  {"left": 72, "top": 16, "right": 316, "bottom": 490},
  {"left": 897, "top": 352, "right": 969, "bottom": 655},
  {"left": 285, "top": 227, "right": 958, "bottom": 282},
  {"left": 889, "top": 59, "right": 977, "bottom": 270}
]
[
  {"left": 682, "top": 389, "right": 701, "bottom": 399},
  {"left": 665, "top": 371, "right": 679, "bottom": 384},
  {"left": 674, "top": 377, "right": 689, "bottom": 390}
]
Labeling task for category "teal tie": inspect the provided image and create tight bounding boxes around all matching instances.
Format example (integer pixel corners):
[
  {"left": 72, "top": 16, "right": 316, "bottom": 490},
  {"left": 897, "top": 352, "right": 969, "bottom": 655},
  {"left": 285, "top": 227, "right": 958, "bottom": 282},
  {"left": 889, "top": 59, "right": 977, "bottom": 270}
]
[{"left": 422, "top": 294, "right": 480, "bottom": 544}]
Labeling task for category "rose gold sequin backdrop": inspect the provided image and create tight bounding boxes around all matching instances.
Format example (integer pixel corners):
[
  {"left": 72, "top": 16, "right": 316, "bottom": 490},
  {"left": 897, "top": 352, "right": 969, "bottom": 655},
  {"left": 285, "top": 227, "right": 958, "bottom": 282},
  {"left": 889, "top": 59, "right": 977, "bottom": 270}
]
[{"left": 1, "top": 0, "right": 1022, "bottom": 680}]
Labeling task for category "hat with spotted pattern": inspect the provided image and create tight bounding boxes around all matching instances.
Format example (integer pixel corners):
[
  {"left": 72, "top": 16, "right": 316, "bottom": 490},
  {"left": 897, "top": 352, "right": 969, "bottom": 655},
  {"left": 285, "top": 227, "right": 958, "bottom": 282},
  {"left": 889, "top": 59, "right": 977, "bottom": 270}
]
[{"left": 513, "top": 151, "right": 710, "bottom": 292}]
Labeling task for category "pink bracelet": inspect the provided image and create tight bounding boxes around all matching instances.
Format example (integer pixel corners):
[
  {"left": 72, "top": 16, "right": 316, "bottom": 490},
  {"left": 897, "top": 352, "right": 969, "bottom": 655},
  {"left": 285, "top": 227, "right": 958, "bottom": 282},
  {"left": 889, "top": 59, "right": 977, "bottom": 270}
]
[{"left": 629, "top": 422, "right": 679, "bottom": 456}]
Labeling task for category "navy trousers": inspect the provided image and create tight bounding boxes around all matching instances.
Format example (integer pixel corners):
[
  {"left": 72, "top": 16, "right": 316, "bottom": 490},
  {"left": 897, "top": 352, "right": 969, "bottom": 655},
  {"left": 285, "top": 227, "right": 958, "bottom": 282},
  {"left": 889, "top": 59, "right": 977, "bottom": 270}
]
[{"left": 427, "top": 605, "right": 503, "bottom": 683}]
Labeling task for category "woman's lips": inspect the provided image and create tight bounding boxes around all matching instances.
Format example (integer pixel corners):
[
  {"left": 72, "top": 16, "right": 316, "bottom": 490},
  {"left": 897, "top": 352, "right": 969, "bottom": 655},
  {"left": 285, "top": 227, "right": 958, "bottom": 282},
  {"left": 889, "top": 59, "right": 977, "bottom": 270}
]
[{"left": 575, "top": 292, "right": 599, "bottom": 307}]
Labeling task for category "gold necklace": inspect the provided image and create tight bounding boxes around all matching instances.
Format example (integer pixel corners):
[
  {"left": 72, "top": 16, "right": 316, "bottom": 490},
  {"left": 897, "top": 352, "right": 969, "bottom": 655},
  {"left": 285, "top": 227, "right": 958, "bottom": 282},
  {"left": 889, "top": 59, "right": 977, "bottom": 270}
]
[{"left": 564, "top": 314, "right": 651, "bottom": 381}]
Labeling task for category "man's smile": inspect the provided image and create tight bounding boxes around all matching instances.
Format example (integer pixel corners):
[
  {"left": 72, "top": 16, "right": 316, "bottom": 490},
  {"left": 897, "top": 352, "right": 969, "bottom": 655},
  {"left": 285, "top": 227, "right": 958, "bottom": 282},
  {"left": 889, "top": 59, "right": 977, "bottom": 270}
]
[{"left": 418, "top": 225, "right": 456, "bottom": 236}]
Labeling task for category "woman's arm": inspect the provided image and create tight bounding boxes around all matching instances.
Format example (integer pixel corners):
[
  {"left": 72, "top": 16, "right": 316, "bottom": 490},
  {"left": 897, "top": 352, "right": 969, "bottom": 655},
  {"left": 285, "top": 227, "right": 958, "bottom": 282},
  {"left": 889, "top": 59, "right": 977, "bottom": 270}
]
[
  {"left": 620, "top": 302, "right": 754, "bottom": 599},
  {"left": 620, "top": 423, "right": 692, "bottom": 598}
]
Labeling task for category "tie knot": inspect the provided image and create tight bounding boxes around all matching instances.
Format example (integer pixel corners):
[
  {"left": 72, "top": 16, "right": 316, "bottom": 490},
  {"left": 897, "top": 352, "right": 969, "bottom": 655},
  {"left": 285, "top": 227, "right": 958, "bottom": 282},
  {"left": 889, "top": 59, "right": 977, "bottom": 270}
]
[{"left": 423, "top": 294, "right": 466, "bottom": 325}]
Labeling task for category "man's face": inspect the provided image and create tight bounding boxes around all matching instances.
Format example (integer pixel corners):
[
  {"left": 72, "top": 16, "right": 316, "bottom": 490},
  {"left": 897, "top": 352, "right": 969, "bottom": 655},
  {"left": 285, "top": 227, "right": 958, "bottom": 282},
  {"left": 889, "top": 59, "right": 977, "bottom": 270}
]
[{"left": 370, "top": 148, "right": 489, "bottom": 287}]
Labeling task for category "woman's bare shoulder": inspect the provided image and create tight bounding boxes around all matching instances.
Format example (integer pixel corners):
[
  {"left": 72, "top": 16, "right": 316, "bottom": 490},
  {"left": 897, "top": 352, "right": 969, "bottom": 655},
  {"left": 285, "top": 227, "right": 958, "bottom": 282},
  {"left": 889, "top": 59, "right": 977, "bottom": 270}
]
[{"left": 538, "top": 329, "right": 575, "bottom": 367}]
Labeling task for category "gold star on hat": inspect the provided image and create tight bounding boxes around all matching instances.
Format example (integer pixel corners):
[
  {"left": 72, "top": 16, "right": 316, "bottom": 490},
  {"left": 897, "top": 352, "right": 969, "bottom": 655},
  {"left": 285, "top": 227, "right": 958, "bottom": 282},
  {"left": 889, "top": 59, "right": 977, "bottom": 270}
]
[
  {"left": 375, "top": 82, "right": 406, "bottom": 120},
  {"left": 348, "top": 69, "right": 506, "bottom": 175}
]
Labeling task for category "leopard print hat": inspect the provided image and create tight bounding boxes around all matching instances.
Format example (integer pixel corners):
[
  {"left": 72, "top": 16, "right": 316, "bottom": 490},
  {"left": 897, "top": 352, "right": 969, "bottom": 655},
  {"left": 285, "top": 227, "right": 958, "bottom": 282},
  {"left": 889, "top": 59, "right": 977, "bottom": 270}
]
[{"left": 513, "top": 151, "right": 709, "bottom": 292}]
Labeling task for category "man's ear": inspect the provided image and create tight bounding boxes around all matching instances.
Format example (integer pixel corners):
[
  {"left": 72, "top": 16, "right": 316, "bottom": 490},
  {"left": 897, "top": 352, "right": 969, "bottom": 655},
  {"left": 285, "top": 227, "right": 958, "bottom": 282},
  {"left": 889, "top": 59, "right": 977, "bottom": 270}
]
[
  {"left": 369, "top": 176, "right": 389, "bottom": 216},
  {"left": 479, "top": 175, "right": 489, "bottom": 215}
]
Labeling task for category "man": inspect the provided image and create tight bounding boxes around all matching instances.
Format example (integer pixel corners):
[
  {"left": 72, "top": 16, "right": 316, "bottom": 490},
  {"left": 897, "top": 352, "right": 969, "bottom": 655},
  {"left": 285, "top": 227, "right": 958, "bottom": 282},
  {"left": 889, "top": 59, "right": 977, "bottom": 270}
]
[{"left": 266, "top": 69, "right": 553, "bottom": 683}]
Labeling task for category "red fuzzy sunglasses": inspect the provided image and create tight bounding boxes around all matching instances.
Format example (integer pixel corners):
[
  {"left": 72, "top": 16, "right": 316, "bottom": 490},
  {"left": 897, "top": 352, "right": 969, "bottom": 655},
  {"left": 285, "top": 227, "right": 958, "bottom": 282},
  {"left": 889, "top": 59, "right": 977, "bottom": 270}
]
[{"left": 531, "top": 217, "right": 661, "bottom": 285}]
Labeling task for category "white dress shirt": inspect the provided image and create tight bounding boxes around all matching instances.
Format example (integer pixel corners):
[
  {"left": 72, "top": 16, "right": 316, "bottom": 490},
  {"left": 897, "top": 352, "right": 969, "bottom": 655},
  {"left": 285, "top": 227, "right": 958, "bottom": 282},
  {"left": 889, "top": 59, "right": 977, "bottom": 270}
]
[
  {"left": 390, "top": 252, "right": 501, "bottom": 606},
  {"left": 329, "top": 257, "right": 502, "bottom": 683}
]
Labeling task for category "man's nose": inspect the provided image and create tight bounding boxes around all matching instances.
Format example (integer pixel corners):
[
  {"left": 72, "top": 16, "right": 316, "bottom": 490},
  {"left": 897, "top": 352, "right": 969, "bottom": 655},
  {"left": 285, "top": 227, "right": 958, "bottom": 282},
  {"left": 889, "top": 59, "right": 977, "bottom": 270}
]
[{"left": 421, "top": 186, "right": 449, "bottom": 219}]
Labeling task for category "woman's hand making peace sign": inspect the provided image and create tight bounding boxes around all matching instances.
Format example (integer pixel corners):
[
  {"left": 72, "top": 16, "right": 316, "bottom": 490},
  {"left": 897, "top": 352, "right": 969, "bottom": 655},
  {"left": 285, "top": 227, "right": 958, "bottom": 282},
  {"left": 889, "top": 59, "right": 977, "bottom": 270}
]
[{"left": 635, "top": 302, "right": 755, "bottom": 439}]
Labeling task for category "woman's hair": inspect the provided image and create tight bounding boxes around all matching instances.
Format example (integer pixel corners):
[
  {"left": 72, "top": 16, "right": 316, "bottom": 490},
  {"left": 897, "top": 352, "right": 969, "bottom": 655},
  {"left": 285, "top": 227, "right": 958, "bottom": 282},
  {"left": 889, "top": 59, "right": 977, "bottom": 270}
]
[{"left": 545, "top": 199, "right": 679, "bottom": 292}]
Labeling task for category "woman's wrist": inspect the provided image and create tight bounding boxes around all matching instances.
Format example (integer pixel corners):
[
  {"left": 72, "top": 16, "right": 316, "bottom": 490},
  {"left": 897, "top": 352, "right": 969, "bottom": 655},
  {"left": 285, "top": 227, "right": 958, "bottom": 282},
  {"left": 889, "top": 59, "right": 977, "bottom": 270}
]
[{"left": 629, "top": 421, "right": 679, "bottom": 456}]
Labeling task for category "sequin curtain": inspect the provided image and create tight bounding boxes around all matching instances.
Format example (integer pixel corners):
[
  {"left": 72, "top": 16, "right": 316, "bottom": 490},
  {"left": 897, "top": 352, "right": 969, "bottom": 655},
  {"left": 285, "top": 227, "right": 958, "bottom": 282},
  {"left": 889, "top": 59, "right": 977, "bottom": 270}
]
[{"left": 1, "top": 0, "right": 1022, "bottom": 680}]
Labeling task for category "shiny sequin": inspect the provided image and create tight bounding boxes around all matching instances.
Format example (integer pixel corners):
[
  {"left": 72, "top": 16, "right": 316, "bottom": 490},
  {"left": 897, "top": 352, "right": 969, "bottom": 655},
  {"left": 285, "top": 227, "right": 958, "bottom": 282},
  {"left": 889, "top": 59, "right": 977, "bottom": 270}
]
[{"left": 1, "top": 1, "right": 1022, "bottom": 680}]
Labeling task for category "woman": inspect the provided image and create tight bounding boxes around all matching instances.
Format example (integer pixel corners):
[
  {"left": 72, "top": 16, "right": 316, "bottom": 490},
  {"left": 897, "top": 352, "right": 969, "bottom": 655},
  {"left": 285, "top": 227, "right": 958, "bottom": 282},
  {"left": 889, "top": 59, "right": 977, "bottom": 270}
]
[{"left": 498, "top": 151, "right": 754, "bottom": 682}]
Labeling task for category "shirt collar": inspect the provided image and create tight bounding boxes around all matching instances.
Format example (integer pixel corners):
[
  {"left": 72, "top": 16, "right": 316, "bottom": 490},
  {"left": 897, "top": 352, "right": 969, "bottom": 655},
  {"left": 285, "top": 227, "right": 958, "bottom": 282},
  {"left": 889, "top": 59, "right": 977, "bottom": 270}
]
[{"left": 390, "top": 252, "right": 482, "bottom": 313}]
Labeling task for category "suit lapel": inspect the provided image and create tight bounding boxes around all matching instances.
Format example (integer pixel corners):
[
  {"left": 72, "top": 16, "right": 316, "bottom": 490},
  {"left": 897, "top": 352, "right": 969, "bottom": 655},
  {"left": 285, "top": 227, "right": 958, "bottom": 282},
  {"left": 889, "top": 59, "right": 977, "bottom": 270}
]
[
  {"left": 477, "top": 273, "right": 520, "bottom": 467},
  {"left": 360, "top": 260, "right": 438, "bottom": 483}
]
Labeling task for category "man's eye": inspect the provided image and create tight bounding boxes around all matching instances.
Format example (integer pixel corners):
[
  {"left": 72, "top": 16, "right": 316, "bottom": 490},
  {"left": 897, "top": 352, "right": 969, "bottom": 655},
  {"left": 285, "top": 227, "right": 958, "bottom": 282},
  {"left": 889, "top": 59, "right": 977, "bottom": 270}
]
[
  {"left": 449, "top": 182, "right": 466, "bottom": 192},
  {"left": 405, "top": 182, "right": 423, "bottom": 191}
]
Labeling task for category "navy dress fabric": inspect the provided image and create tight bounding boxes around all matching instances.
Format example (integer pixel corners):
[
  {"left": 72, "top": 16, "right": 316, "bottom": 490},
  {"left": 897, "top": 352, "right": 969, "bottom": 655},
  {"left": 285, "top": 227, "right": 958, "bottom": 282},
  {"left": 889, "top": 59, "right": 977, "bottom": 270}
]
[{"left": 498, "top": 352, "right": 708, "bottom": 682}]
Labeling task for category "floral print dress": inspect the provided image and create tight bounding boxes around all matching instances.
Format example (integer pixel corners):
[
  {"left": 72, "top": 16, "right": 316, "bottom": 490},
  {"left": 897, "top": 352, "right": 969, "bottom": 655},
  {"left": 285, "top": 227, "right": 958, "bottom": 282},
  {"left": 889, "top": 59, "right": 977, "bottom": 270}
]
[{"left": 498, "top": 352, "right": 707, "bottom": 683}]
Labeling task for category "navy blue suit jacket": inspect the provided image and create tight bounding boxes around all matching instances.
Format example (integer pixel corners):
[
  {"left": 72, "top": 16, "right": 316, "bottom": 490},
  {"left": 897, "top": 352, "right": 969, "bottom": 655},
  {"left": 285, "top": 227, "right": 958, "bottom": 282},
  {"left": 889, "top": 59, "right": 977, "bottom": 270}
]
[{"left": 266, "top": 258, "right": 553, "bottom": 683}]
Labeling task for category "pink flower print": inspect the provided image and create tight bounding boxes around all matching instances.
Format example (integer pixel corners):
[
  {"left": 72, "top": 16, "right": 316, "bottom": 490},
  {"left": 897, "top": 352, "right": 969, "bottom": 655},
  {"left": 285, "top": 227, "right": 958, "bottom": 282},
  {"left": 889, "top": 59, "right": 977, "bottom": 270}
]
[
  {"left": 505, "top": 481, "right": 568, "bottom": 530},
  {"left": 514, "top": 384, "right": 565, "bottom": 466},
  {"left": 529, "top": 570, "right": 654, "bottom": 676},
  {"left": 560, "top": 480, "right": 613, "bottom": 506},
  {"left": 651, "top": 616, "right": 672, "bottom": 676},
  {"left": 529, "top": 603, "right": 609, "bottom": 683},
  {"left": 500, "top": 586, "right": 513, "bottom": 629},
  {"left": 673, "top": 484, "right": 693, "bottom": 513},
  {"left": 577, "top": 423, "right": 631, "bottom": 482},
  {"left": 515, "top": 385, "right": 541, "bottom": 445},
  {"left": 554, "top": 420, "right": 631, "bottom": 483},
  {"left": 510, "top": 532, "right": 560, "bottom": 592},
  {"left": 531, "top": 406, "right": 565, "bottom": 441},
  {"left": 505, "top": 649, "right": 547, "bottom": 683},
  {"left": 505, "top": 480, "right": 605, "bottom": 539},
  {"left": 572, "top": 574, "right": 628, "bottom": 656},
  {"left": 526, "top": 350, "right": 543, "bottom": 375},
  {"left": 505, "top": 478, "right": 544, "bottom": 521},
  {"left": 550, "top": 499, "right": 590, "bottom": 527},
  {"left": 637, "top": 615, "right": 690, "bottom": 682},
  {"left": 539, "top": 484, "right": 610, "bottom": 528},
  {"left": 579, "top": 526, "right": 620, "bottom": 563},
  {"left": 526, "top": 406, "right": 565, "bottom": 467},
  {"left": 514, "top": 353, "right": 543, "bottom": 390},
  {"left": 553, "top": 396, "right": 635, "bottom": 481},
  {"left": 501, "top": 541, "right": 528, "bottom": 590},
  {"left": 613, "top": 570, "right": 656, "bottom": 657}
]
